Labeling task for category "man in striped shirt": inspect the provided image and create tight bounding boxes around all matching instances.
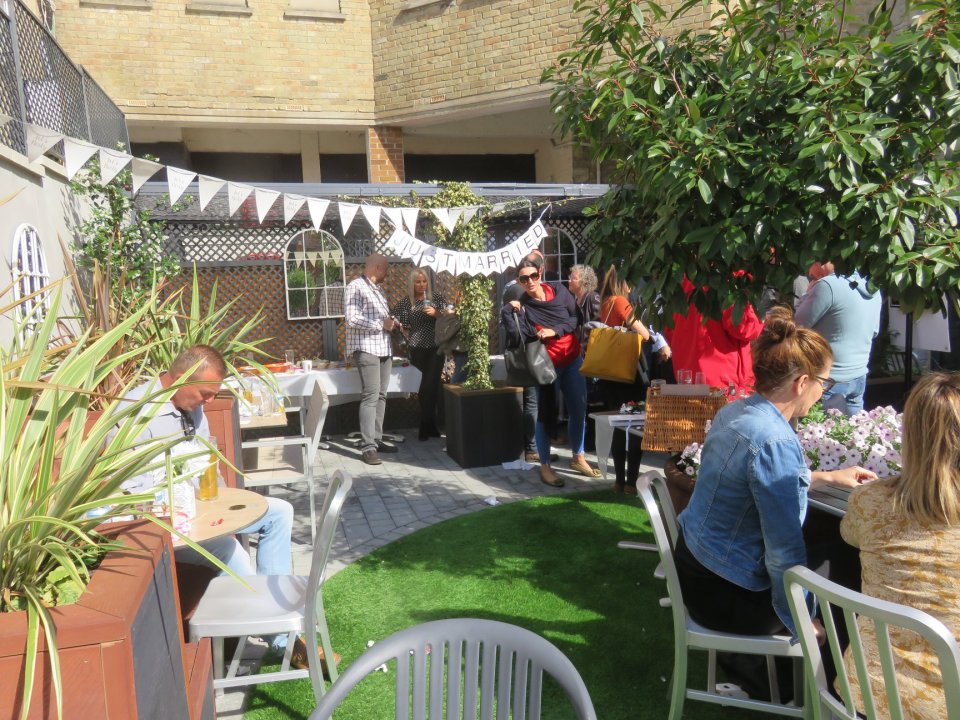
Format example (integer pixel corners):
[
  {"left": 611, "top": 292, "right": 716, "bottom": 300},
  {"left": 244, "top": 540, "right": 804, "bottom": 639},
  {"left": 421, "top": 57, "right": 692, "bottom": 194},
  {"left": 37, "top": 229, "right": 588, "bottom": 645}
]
[{"left": 345, "top": 253, "right": 400, "bottom": 465}]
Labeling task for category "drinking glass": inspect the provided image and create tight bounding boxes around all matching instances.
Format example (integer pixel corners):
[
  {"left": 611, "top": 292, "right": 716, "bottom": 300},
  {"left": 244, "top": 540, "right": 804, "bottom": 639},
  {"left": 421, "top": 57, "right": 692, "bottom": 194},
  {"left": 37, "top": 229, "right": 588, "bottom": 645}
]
[
  {"left": 677, "top": 369, "right": 693, "bottom": 384},
  {"left": 198, "top": 436, "right": 219, "bottom": 501},
  {"left": 284, "top": 349, "right": 296, "bottom": 367},
  {"left": 694, "top": 371, "right": 705, "bottom": 385}
]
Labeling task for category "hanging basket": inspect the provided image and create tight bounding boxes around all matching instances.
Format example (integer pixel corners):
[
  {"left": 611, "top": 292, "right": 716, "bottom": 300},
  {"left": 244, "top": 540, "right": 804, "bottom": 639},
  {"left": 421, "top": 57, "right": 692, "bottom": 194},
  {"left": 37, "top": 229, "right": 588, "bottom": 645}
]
[{"left": 664, "top": 453, "right": 697, "bottom": 516}]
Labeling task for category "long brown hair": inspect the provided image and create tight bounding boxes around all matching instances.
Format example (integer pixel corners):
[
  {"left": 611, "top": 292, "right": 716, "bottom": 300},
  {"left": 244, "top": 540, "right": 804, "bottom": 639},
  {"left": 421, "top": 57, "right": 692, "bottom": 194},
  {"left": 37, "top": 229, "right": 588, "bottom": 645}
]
[
  {"left": 751, "top": 306, "right": 832, "bottom": 394},
  {"left": 894, "top": 372, "right": 960, "bottom": 525},
  {"left": 599, "top": 265, "right": 630, "bottom": 303}
]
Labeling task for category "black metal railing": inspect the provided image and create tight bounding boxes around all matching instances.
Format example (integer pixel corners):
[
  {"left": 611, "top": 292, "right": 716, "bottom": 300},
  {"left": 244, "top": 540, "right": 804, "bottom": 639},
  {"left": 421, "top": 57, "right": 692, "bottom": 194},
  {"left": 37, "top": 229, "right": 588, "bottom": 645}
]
[{"left": 0, "top": 0, "right": 127, "bottom": 157}]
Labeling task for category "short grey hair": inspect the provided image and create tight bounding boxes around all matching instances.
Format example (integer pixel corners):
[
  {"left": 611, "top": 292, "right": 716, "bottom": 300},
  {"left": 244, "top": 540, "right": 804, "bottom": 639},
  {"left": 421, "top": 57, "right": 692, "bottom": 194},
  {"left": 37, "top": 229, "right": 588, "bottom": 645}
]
[
  {"left": 570, "top": 264, "right": 598, "bottom": 294},
  {"left": 170, "top": 344, "right": 227, "bottom": 379}
]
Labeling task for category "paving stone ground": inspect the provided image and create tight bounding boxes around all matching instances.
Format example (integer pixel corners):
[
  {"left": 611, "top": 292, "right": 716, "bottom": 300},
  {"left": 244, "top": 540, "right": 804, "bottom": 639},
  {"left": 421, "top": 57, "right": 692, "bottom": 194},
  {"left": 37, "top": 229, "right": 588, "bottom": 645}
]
[{"left": 215, "top": 429, "right": 669, "bottom": 718}]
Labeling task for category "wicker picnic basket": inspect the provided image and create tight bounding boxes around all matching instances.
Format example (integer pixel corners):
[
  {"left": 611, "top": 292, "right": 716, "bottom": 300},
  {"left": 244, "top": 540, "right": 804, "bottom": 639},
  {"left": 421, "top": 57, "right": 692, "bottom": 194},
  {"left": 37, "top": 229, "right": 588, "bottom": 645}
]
[{"left": 640, "top": 388, "right": 728, "bottom": 452}]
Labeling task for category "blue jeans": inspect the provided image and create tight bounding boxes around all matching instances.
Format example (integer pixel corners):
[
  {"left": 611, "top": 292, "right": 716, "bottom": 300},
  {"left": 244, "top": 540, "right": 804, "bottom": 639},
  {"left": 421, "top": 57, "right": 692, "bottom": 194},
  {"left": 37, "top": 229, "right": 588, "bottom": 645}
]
[
  {"left": 535, "top": 355, "right": 587, "bottom": 462},
  {"left": 174, "top": 496, "right": 294, "bottom": 576},
  {"left": 821, "top": 374, "right": 867, "bottom": 416}
]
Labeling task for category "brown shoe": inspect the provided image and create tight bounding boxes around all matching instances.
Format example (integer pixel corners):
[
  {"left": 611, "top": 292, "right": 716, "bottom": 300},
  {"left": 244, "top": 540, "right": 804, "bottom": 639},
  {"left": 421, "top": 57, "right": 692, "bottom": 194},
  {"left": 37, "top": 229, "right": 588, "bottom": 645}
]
[
  {"left": 290, "top": 636, "right": 341, "bottom": 675},
  {"left": 623, "top": 484, "right": 638, "bottom": 496},
  {"left": 613, "top": 482, "right": 625, "bottom": 494},
  {"left": 525, "top": 451, "right": 540, "bottom": 463},
  {"left": 362, "top": 448, "right": 382, "bottom": 465},
  {"left": 539, "top": 466, "right": 564, "bottom": 487}
]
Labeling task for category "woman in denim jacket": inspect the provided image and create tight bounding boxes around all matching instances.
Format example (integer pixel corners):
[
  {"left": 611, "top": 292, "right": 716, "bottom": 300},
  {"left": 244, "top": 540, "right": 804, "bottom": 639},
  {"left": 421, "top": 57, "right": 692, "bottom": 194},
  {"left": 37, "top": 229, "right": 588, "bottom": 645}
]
[{"left": 675, "top": 308, "right": 875, "bottom": 693}]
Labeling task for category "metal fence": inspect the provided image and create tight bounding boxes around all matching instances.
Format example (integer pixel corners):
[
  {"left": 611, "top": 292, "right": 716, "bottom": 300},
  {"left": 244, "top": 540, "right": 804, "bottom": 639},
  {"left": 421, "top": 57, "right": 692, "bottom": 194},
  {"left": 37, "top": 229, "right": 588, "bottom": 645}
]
[{"left": 0, "top": 0, "right": 128, "bottom": 157}]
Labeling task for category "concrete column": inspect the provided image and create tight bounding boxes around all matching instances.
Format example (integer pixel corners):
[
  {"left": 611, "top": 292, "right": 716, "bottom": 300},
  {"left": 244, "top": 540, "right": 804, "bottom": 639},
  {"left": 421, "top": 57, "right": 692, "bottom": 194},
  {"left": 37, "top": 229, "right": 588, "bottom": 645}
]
[
  {"left": 366, "top": 126, "right": 404, "bottom": 183},
  {"left": 300, "top": 131, "right": 322, "bottom": 182}
]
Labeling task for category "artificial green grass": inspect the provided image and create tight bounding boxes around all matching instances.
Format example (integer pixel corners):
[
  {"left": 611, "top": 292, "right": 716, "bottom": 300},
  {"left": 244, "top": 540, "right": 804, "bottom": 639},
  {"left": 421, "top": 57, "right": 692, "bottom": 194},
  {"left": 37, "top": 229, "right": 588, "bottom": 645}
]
[{"left": 244, "top": 490, "right": 770, "bottom": 719}]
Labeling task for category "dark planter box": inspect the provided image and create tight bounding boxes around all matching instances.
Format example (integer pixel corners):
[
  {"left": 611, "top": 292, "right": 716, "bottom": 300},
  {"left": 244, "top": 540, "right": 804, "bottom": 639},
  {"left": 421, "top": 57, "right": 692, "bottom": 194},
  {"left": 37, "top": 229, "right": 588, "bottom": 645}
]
[
  {"left": 444, "top": 384, "right": 523, "bottom": 468},
  {"left": 0, "top": 520, "right": 213, "bottom": 720},
  {"left": 864, "top": 376, "right": 909, "bottom": 412}
]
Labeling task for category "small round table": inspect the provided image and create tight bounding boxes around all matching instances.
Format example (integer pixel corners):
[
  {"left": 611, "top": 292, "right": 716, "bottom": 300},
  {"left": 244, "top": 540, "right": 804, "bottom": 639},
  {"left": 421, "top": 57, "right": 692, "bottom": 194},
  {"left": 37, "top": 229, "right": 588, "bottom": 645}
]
[{"left": 173, "top": 486, "right": 269, "bottom": 546}]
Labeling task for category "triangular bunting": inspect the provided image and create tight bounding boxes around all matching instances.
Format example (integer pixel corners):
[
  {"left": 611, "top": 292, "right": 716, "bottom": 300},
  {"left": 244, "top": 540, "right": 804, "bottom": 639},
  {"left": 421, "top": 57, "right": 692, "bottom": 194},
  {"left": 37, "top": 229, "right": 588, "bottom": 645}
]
[
  {"left": 307, "top": 251, "right": 321, "bottom": 266},
  {"left": 401, "top": 207, "right": 420, "bottom": 235},
  {"left": 283, "top": 194, "right": 307, "bottom": 225},
  {"left": 306, "top": 198, "right": 330, "bottom": 230},
  {"left": 255, "top": 188, "right": 280, "bottom": 224},
  {"left": 461, "top": 205, "right": 481, "bottom": 225},
  {"left": 360, "top": 204, "right": 382, "bottom": 231},
  {"left": 25, "top": 123, "right": 63, "bottom": 162},
  {"left": 131, "top": 157, "right": 163, "bottom": 195},
  {"left": 198, "top": 175, "right": 226, "bottom": 211},
  {"left": 448, "top": 207, "right": 464, "bottom": 228},
  {"left": 490, "top": 202, "right": 507, "bottom": 215},
  {"left": 429, "top": 207, "right": 456, "bottom": 235},
  {"left": 383, "top": 207, "right": 403, "bottom": 229},
  {"left": 98, "top": 148, "right": 132, "bottom": 185},
  {"left": 227, "top": 182, "right": 253, "bottom": 216},
  {"left": 166, "top": 167, "right": 196, "bottom": 206},
  {"left": 63, "top": 138, "right": 99, "bottom": 180},
  {"left": 338, "top": 202, "right": 360, "bottom": 235},
  {"left": 0, "top": 113, "right": 11, "bottom": 127}
]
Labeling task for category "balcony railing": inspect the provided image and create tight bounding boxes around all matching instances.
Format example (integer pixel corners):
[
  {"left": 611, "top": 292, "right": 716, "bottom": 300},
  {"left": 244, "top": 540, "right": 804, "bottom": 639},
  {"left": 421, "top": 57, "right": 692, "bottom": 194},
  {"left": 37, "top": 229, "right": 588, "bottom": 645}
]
[{"left": 0, "top": 0, "right": 128, "bottom": 158}]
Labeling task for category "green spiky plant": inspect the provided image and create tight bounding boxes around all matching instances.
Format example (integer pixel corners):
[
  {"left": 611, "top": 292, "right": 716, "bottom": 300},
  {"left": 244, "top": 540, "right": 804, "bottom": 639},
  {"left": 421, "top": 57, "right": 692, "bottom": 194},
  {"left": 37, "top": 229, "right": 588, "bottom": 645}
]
[{"left": 0, "top": 284, "right": 231, "bottom": 720}]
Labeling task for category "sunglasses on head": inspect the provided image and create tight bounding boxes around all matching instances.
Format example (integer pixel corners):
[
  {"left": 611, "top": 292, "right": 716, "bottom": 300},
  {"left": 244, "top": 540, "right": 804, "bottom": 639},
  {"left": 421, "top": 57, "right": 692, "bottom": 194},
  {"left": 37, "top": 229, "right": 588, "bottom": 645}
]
[{"left": 518, "top": 272, "right": 540, "bottom": 284}]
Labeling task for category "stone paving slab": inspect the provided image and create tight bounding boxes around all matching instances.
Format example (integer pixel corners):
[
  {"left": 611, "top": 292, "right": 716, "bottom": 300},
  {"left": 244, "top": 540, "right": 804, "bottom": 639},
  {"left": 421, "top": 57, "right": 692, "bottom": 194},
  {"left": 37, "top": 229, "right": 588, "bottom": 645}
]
[{"left": 216, "top": 429, "right": 669, "bottom": 718}]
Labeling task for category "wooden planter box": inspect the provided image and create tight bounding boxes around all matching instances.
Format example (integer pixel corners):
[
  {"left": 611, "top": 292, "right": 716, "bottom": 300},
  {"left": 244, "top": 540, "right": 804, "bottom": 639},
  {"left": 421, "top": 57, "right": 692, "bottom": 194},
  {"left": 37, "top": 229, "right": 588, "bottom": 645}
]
[
  {"left": 0, "top": 520, "right": 214, "bottom": 720},
  {"left": 443, "top": 384, "right": 523, "bottom": 469}
]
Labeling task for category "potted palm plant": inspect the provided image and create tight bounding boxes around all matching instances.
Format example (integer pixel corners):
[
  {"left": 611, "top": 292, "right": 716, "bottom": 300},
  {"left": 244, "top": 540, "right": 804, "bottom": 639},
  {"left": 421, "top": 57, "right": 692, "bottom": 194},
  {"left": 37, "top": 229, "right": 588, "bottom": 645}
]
[{"left": 0, "top": 285, "right": 230, "bottom": 719}]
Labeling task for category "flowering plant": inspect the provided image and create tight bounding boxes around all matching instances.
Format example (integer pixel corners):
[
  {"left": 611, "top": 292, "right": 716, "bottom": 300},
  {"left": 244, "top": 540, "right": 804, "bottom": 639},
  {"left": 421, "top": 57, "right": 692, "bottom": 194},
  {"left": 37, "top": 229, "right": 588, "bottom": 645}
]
[
  {"left": 620, "top": 400, "right": 645, "bottom": 414},
  {"left": 676, "top": 420, "right": 712, "bottom": 476},
  {"left": 797, "top": 405, "right": 902, "bottom": 478}
]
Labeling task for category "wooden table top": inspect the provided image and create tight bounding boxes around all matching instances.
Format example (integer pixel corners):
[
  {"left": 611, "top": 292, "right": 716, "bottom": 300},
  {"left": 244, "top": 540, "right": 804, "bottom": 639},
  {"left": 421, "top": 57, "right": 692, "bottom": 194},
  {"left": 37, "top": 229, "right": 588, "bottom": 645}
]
[{"left": 173, "top": 486, "right": 268, "bottom": 546}]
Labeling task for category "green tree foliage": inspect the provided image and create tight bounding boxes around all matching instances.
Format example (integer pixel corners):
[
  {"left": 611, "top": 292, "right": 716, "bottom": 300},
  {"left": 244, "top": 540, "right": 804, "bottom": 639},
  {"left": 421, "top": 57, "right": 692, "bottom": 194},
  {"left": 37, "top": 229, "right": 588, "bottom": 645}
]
[{"left": 544, "top": 0, "right": 960, "bottom": 320}]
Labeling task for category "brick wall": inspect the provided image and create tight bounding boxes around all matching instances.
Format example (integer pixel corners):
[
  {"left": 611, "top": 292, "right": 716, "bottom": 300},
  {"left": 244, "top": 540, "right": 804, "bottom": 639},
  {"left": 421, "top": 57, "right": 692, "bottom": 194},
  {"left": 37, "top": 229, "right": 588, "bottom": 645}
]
[
  {"left": 370, "top": 0, "right": 716, "bottom": 121},
  {"left": 51, "top": 0, "right": 375, "bottom": 121},
  {"left": 366, "top": 125, "right": 404, "bottom": 182}
]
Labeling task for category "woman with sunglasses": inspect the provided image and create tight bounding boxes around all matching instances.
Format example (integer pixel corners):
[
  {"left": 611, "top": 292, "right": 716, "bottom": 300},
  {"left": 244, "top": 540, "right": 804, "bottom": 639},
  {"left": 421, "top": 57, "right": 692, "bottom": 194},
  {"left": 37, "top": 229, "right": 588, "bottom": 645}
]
[
  {"left": 675, "top": 306, "right": 875, "bottom": 698},
  {"left": 501, "top": 255, "right": 599, "bottom": 487}
]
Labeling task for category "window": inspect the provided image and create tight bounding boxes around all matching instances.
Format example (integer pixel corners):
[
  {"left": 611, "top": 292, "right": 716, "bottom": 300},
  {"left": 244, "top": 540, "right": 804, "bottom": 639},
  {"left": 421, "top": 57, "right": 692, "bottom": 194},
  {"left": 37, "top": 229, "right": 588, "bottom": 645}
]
[
  {"left": 542, "top": 225, "right": 577, "bottom": 283},
  {"left": 11, "top": 224, "right": 51, "bottom": 331},
  {"left": 284, "top": 229, "right": 345, "bottom": 320},
  {"left": 284, "top": 0, "right": 344, "bottom": 20}
]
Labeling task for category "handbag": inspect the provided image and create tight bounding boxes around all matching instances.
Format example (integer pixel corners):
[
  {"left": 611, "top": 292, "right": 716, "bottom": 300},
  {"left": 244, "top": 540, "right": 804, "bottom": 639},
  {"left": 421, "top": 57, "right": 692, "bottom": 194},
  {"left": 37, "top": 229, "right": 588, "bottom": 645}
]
[
  {"left": 504, "top": 315, "right": 557, "bottom": 386},
  {"left": 580, "top": 304, "right": 642, "bottom": 383}
]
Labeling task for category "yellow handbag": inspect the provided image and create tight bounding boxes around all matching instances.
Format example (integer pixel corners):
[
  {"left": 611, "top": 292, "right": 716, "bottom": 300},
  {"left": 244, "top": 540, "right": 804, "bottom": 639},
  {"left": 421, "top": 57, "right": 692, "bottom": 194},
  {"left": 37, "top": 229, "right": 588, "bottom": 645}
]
[{"left": 580, "top": 325, "right": 642, "bottom": 383}]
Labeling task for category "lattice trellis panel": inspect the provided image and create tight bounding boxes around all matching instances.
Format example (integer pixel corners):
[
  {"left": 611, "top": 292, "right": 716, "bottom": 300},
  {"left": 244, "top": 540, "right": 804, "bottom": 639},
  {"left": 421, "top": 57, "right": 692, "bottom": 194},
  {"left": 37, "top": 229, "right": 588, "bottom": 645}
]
[
  {"left": 15, "top": 1, "right": 86, "bottom": 143},
  {"left": 83, "top": 73, "right": 128, "bottom": 151},
  {"left": 0, "top": 14, "right": 26, "bottom": 155}
]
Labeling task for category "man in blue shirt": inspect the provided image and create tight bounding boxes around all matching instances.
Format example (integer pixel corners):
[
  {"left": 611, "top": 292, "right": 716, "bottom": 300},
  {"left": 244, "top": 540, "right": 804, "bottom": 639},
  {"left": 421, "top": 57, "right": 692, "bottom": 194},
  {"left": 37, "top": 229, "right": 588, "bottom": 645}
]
[{"left": 795, "top": 262, "right": 882, "bottom": 415}]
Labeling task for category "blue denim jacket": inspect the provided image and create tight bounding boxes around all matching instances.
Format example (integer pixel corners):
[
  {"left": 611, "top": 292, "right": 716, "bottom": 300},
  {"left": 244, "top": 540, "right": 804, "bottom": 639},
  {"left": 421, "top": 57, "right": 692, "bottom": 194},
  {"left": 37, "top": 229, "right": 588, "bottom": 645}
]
[{"left": 678, "top": 394, "right": 811, "bottom": 635}]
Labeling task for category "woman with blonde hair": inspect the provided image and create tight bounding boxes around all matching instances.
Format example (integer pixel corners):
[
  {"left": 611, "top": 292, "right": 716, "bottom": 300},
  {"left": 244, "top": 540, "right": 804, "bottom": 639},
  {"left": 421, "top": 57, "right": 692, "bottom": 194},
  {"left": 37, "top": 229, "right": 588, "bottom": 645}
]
[
  {"left": 391, "top": 268, "right": 445, "bottom": 440},
  {"left": 840, "top": 372, "right": 960, "bottom": 719}
]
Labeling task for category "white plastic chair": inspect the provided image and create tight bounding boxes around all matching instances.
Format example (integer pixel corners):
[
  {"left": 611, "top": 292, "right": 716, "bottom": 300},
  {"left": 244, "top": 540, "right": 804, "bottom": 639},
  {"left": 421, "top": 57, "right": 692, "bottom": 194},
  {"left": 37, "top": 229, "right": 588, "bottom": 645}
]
[
  {"left": 308, "top": 618, "right": 597, "bottom": 720},
  {"left": 189, "top": 469, "right": 352, "bottom": 699},
  {"left": 242, "top": 383, "right": 329, "bottom": 544},
  {"left": 618, "top": 471, "right": 677, "bottom": 603},
  {"left": 785, "top": 564, "right": 960, "bottom": 720},
  {"left": 636, "top": 471, "right": 804, "bottom": 719}
]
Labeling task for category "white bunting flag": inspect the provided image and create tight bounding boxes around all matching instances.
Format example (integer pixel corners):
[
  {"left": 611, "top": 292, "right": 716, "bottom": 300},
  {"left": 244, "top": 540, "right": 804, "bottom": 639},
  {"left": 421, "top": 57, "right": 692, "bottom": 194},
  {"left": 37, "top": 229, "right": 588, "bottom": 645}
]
[
  {"left": 401, "top": 207, "right": 420, "bottom": 235},
  {"left": 255, "top": 188, "right": 280, "bottom": 224},
  {"left": 283, "top": 194, "right": 307, "bottom": 225},
  {"left": 131, "top": 157, "right": 163, "bottom": 195},
  {"left": 382, "top": 207, "right": 403, "bottom": 229},
  {"left": 63, "top": 138, "right": 99, "bottom": 180},
  {"left": 419, "top": 245, "right": 439, "bottom": 271},
  {"left": 429, "top": 207, "right": 456, "bottom": 235},
  {"left": 306, "top": 198, "right": 330, "bottom": 230},
  {"left": 338, "top": 202, "right": 360, "bottom": 235},
  {"left": 496, "top": 242, "right": 519, "bottom": 272},
  {"left": 490, "top": 202, "right": 508, "bottom": 215},
  {"left": 98, "top": 148, "right": 132, "bottom": 185},
  {"left": 227, "top": 182, "right": 253, "bottom": 216},
  {"left": 25, "top": 123, "right": 63, "bottom": 162},
  {"left": 0, "top": 113, "right": 11, "bottom": 127},
  {"left": 167, "top": 167, "right": 196, "bottom": 206},
  {"left": 506, "top": 238, "right": 527, "bottom": 267},
  {"left": 197, "top": 175, "right": 225, "bottom": 211},
  {"left": 383, "top": 228, "right": 406, "bottom": 256},
  {"left": 461, "top": 205, "right": 481, "bottom": 225},
  {"left": 360, "top": 204, "right": 382, "bottom": 232},
  {"left": 432, "top": 249, "right": 456, "bottom": 276},
  {"left": 518, "top": 220, "right": 548, "bottom": 254},
  {"left": 448, "top": 207, "right": 464, "bottom": 229},
  {"left": 482, "top": 253, "right": 502, "bottom": 275}
]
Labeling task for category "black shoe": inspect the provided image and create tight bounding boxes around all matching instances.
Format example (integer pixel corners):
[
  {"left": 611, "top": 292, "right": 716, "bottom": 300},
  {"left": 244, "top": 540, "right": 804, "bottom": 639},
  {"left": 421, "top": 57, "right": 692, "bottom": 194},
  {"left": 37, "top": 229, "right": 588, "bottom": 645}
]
[
  {"left": 377, "top": 441, "right": 398, "bottom": 454},
  {"left": 362, "top": 448, "right": 382, "bottom": 465}
]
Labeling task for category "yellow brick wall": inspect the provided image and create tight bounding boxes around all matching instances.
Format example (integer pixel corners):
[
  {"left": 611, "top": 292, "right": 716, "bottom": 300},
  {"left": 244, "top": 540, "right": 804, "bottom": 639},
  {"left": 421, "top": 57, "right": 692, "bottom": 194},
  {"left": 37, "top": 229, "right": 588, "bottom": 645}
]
[
  {"left": 51, "top": 0, "right": 375, "bottom": 121},
  {"left": 370, "top": 0, "right": 717, "bottom": 121}
]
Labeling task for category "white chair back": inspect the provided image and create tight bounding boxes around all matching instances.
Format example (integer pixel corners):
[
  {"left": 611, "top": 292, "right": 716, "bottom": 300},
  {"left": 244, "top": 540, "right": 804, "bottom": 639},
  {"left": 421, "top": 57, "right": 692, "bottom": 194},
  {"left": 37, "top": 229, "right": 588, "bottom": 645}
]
[
  {"left": 308, "top": 618, "right": 597, "bottom": 720},
  {"left": 785, "top": 565, "right": 960, "bottom": 720}
]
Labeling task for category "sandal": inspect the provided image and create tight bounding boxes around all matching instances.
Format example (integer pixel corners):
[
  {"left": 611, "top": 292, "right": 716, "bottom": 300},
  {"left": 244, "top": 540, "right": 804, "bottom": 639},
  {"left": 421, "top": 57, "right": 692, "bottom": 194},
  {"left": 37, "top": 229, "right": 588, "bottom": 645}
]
[
  {"left": 539, "top": 467, "right": 565, "bottom": 487},
  {"left": 569, "top": 460, "right": 601, "bottom": 478}
]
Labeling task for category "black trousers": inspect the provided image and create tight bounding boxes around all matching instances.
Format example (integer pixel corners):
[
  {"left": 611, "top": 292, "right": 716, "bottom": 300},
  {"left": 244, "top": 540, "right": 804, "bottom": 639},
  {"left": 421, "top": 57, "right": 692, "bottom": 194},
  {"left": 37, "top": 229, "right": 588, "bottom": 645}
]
[
  {"left": 599, "top": 375, "right": 645, "bottom": 486},
  {"left": 409, "top": 346, "right": 443, "bottom": 430}
]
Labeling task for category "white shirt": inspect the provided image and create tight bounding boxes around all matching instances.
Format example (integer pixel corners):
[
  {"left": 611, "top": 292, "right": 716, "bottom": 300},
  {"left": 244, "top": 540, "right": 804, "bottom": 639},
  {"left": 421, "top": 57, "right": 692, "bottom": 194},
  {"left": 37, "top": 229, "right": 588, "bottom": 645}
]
[{"left": 345, "top": 275, "right": 393, "bottom": 357}]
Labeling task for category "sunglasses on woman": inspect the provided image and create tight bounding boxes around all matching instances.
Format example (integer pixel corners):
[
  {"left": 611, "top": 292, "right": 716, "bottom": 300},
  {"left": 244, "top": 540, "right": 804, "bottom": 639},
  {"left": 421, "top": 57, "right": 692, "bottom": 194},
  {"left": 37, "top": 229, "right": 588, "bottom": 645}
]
[
  {"left": 815, "top": 375, "right": 837, "bottom": 392},
  {"left": 517, "top": 272, "right": 540, "bottom": 284}
]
